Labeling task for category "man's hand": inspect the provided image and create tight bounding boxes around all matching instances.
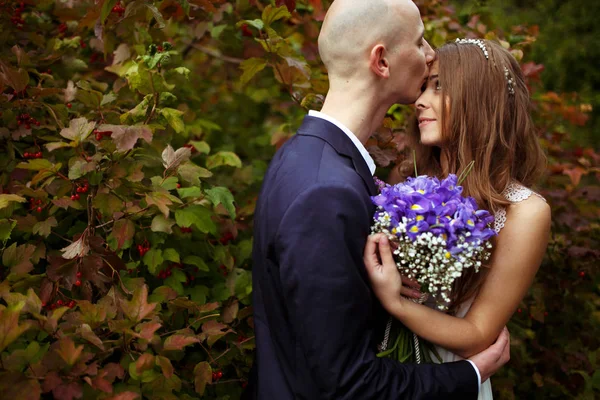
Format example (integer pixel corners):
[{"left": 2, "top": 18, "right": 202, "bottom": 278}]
[{"left": 468, "top": 327, "right": 511, "bottom": 382}]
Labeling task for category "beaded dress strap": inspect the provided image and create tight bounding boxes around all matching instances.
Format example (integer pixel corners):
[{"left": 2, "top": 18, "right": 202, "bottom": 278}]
[{"left": 493, "top": 182, "right": 546, "bottom": 233}]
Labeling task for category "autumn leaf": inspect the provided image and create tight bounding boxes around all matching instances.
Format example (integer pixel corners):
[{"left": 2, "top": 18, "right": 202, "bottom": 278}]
[
  {"left": 77, "top": 323, "right": 105, "bottom": 350},
  {"left": 64, "top": 80, "right": 77, "bottom": 102},
  {"left": 162, "top": 145, "right": 191, "bottom": 170},
  {"left": 0, "top": 371, "right": 42, "bottom": 400},
  {"left": 2, "top": 242, "right": 36, "bottom": 274},
  {"left": 135, "top": 321, "right": 162, "bottom": 340},
  {"left": 104, "top": 392, "right": 140, "bottom": 400},
  {"left": 193, "top": 361, "right": 212, "bottom": 395},
  {"left": 60, "top": 117, "right": 96, "bottom": 143},
  {"left": 120, "top": 285, "right": 157, "bottom": 322},
  {"left": 145, "top": 191, "right": 174, "bottom": 218},
  {"left": 33, "top": 216, "right": 58, "bottom": 237},
  {"left": 55, "top": 337, "right": 84, "bottom": 366},
  {"left": 110, "top": 219, "right": 135, "bottom": 250},
  {"left": 135, "top": 353, "right": 155, "bottom": 374},
  {"left": 155, "top": 355, "right": 174, "bottom": 378},
  {"left": 262, "top": 4, "right": 291, "bottom": 26},
  {"left": 206, "top": 151, "right": 242, "bottom": 169},
  {"left": 97, "top": 124, "right": 152, "bottom": 152},
  {"left": 163, "top": 333, "right": 200, "bottom": 350},
  {"left": 61, "top": 235, "right": 90, "bottom": 259},
  {"left": 0, "top": 194, "right": 26, "bottom": 209},
  {"left": 0, "top": 302, "right": 34, "bottom": 352}
]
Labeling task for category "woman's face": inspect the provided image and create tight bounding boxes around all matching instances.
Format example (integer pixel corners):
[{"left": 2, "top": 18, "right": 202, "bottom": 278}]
[{"left": 415, "top": 60, "right": 444, "bottom": 146}]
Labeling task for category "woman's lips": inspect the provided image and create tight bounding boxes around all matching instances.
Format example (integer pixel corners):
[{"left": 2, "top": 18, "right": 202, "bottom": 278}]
[{"left": 418, "top": 118, "right": 436, "bottom": 128}]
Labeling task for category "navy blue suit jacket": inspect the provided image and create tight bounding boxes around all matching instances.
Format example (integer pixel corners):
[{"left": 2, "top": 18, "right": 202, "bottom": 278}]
[{"left": 246, "top": 116, "right": 478, "bottom": 399}]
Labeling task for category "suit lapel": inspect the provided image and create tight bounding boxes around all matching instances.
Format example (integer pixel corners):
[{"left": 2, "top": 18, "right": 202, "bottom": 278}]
[{"left": 297, "top": 116, "right": 378, "bottom": 196}]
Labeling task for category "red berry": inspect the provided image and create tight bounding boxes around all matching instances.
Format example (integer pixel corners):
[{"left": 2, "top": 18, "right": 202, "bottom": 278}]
[
  {"left": 37, "top": 199, "right": 42, "bottom": 204},
  {"left": 36, "top": 206, "right": 42, "bottom": 213},
  {"left": 76, "top": 186, "right": 82, "bottom": 193},
  {"left": 241, "top": 24, "right": 253, "bottom": 37},
  {"left": 212, "top": 372, "right": 217, "bottom": 380},
  {"left": 80, "top": 40, "right": 87, "bottom": 48},
  {"left": 57, "top": 299, "right": 64, "bottom": 306},
  {"left": 25, "top": 124, "right": 30, "bottom": 129},
  {"left": 76, "top": 271, "right": 82, "bottom": 278},
  {"left": 67, "top": 103, "right": 72, "bottom": 108},
  {"left": 96, "top": 133, "right": 102, "bottom": 141},
  {"left": 176, "top": 183, "right": 181, "bottom": 188},
  {"left": 517, "top": 308, "right": 522, "bottom": 313},
  {"left": 75, "top": 280, "right": 81, "bottom": 286},
  {"left": 217, "top": 371, "right": 223, "bottom": 379},
  {"left": 24, "top": 152, "right": 29, "bottom": 158},
  {"left": 71, "top": 195, "right": 76, "bottom": 200},
  {"left": 36, "top": 151, "right": 42, "bottom": 158},
  {"left": 579, "top": 271, "right": 585, "bottom": 278},
  {"left": 41, "top": 302, "right": 46, "bottom": 307},
  {"left": 35, "top": 121, "right": 40, "bottom": 126},
  {"left": 157, "top": 45, "right": 163, "bottom": 52},
  {"left": 68, "top": 301, "right": 75, "bottom": 308}
]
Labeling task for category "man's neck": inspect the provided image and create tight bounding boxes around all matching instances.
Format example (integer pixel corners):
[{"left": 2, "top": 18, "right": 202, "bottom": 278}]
[{"left": 319, "top": 86, "right": 391, "bottom": 145}]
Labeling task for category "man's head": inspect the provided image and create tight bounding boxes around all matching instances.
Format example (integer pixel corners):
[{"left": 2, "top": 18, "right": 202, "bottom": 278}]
[{"left": 318, "top": 0, "right": 435, "bottom": 104}]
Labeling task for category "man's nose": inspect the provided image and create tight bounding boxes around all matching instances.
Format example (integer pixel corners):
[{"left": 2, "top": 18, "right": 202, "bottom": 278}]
[{"left": 424, "top": 40, "right": 436, "bottom": 66}]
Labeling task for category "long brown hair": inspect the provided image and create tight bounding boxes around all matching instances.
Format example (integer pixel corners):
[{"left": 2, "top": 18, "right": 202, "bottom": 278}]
[{"left": 398, "top": 40, "right": 546, "bottom": 312}]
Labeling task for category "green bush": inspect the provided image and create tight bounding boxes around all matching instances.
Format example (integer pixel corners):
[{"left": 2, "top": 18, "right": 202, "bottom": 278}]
[{"left": 0, "top": 1, "right": 597, "bottom": 399}]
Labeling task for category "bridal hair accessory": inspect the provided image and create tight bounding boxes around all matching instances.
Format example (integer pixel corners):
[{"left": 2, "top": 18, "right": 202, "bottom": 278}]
[
  {"left": 455, "top": 38, "right": 489, "bottom": 59},
  {"left": 504, "top": 67, "right": 515, "bottom": 95}
]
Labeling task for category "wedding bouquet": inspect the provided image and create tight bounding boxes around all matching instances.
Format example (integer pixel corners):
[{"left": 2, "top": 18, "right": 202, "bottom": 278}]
[{"left": 371, "top": 166, "right": 496, "bottom": 362}]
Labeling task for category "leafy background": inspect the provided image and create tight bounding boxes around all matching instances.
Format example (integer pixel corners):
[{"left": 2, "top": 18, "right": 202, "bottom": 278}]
[{"left": 0, "top": 0, "right": 597, "bottom": 399}]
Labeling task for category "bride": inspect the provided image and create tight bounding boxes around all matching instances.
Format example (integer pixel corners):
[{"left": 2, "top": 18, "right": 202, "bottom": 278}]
[{"left": 364, "top": 39, "right": 551, "bottom": 399}]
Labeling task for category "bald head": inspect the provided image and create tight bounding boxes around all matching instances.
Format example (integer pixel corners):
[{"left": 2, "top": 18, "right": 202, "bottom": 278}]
[{"left": 318, "top": 0, "right": 423, "bottom": 79}]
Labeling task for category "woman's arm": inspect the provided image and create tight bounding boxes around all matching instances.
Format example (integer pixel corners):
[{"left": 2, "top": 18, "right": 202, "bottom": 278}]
[{"left": 365, "top": 196, "right": 551, "bottom": 358}]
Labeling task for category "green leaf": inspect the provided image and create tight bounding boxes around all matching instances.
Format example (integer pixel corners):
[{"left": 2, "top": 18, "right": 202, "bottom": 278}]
[
  {"left": 155, "top": 355, "right": 174, "bottom": 379},
  {"left": 143, "top": 249, "right": 164, "bottom": 275},
  {"left": 110, "top": 219, "right": 136, "bottom": 250},
  {"left": 193, "top": 361, "right": 212, "bottom": 395},
  {"left": 182, "top": 255, "right": 209, "bottom": 272},
  {"left": 150, "top": 215, "right": 175, "bottom": 234},
  {"left": 101, "top": 0, "right": 119, "bottom": 23},
  {"left": 177, "top": 187, "right": 203, "bottom": 199},
  {"left": 145, "top": 4, "right": 166, "bottom": 28},
  {"left": 175, "top": 205, "right": 216, "bottom": 234},
  {"left": 189, "top": 140, "right": 211, "bottom": 154},
  {"left": 262, "top": 5, "right": 291, "bottom": 26},
  {"left": 32, "top": 217, "right": 57, "bottom": 238},
  {"left": 173, "top": 67, "right": 190, "bottom": 79},
  {"left": 151, "top": 176, "right": 179, "bottom": 191},
  {"left": 93, "top": 193, "right": 122, "bottom": 218},
  {"left": 68, "top": 159, "right": 95, "bottom": 180},
  {"left": 240, "top": 57, "right": 267, "bottom": 85},
  {"left": 206, "top": 151, "right": 242, "bottom": 170},
  {"left": 237, "top": 19, "right": 264, "bottom": 30},
  {"left": 0, "top": 219, "right": 17, "bottom": 244},
  {"left": 163, "top": 248, "right": 180, "bottom": 263},
  {"left": 160, "top": 108, "right": 185, "bottom": 134},
  {"left": 101, "top": 92, "right": 118, "bottom": 106},
  {"left": 205, "top": 187, "right": 236, "bottom": 220},
  {"left": 0, "top": 194, "right": 26, "bottom": 209},
  {"left": 178, "top": 162, "right": 212, "bottom": 186},
  {"left": 16, "top": 159, "right": 53, "bottom": 171}
]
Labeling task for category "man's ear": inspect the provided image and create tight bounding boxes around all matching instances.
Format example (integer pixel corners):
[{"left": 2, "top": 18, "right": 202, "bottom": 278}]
[{"left": 369, "top": 44, "right": 390, "bottom": 79}]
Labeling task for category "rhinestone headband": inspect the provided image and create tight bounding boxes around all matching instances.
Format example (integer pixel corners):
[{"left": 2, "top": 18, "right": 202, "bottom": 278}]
[
  {"left": 455, "top": 38, "right": 488, "bottom": 59},
  {"left": 454, "top": 38, "right": 515, "bottom": 95},
  {"left": 504, "top": 67, "right": 515, "bottom": 95}
]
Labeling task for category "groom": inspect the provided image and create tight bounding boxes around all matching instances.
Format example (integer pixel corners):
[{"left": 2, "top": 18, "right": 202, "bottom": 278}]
[{"left": 247, "top": 0, "right": 510, "bottom": 399}]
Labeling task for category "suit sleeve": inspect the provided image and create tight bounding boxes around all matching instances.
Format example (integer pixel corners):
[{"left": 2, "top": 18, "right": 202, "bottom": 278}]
[{"left": 276, "top": 182, "right": 479, "bottom": 400}]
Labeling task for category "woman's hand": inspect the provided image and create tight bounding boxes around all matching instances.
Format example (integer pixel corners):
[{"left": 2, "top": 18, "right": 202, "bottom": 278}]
[{"left": 363, "top": 234, "right": 422, "bottom": 313}]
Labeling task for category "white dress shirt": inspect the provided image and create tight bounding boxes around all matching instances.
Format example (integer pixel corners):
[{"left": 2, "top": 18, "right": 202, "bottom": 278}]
[
  {"left": 307, "top": 109, "right": 482, "bottom": 395},
  {"left": 308, "top": 110, "right": 376, "bottom": 176}
]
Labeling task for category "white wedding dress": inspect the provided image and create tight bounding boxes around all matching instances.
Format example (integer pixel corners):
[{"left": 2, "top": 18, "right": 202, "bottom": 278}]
[{"left": 428, "top": 181, "right": 546, "bottom": 400}]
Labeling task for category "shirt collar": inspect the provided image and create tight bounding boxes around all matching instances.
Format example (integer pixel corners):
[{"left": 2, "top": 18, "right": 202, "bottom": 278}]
[{"left": 308, "top": 110, "right": 376, "bottom": 176}]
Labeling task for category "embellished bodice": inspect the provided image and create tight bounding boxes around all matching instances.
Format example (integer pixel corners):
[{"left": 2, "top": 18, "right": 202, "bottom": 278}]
[{"left": 493, "top": 181, "right": 546, "bottom": 233}]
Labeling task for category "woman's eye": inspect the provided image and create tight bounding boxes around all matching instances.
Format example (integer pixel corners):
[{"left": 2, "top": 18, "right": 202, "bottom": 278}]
[{"left": 435, "top": 81, "right": 442, "bottom": 91}]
